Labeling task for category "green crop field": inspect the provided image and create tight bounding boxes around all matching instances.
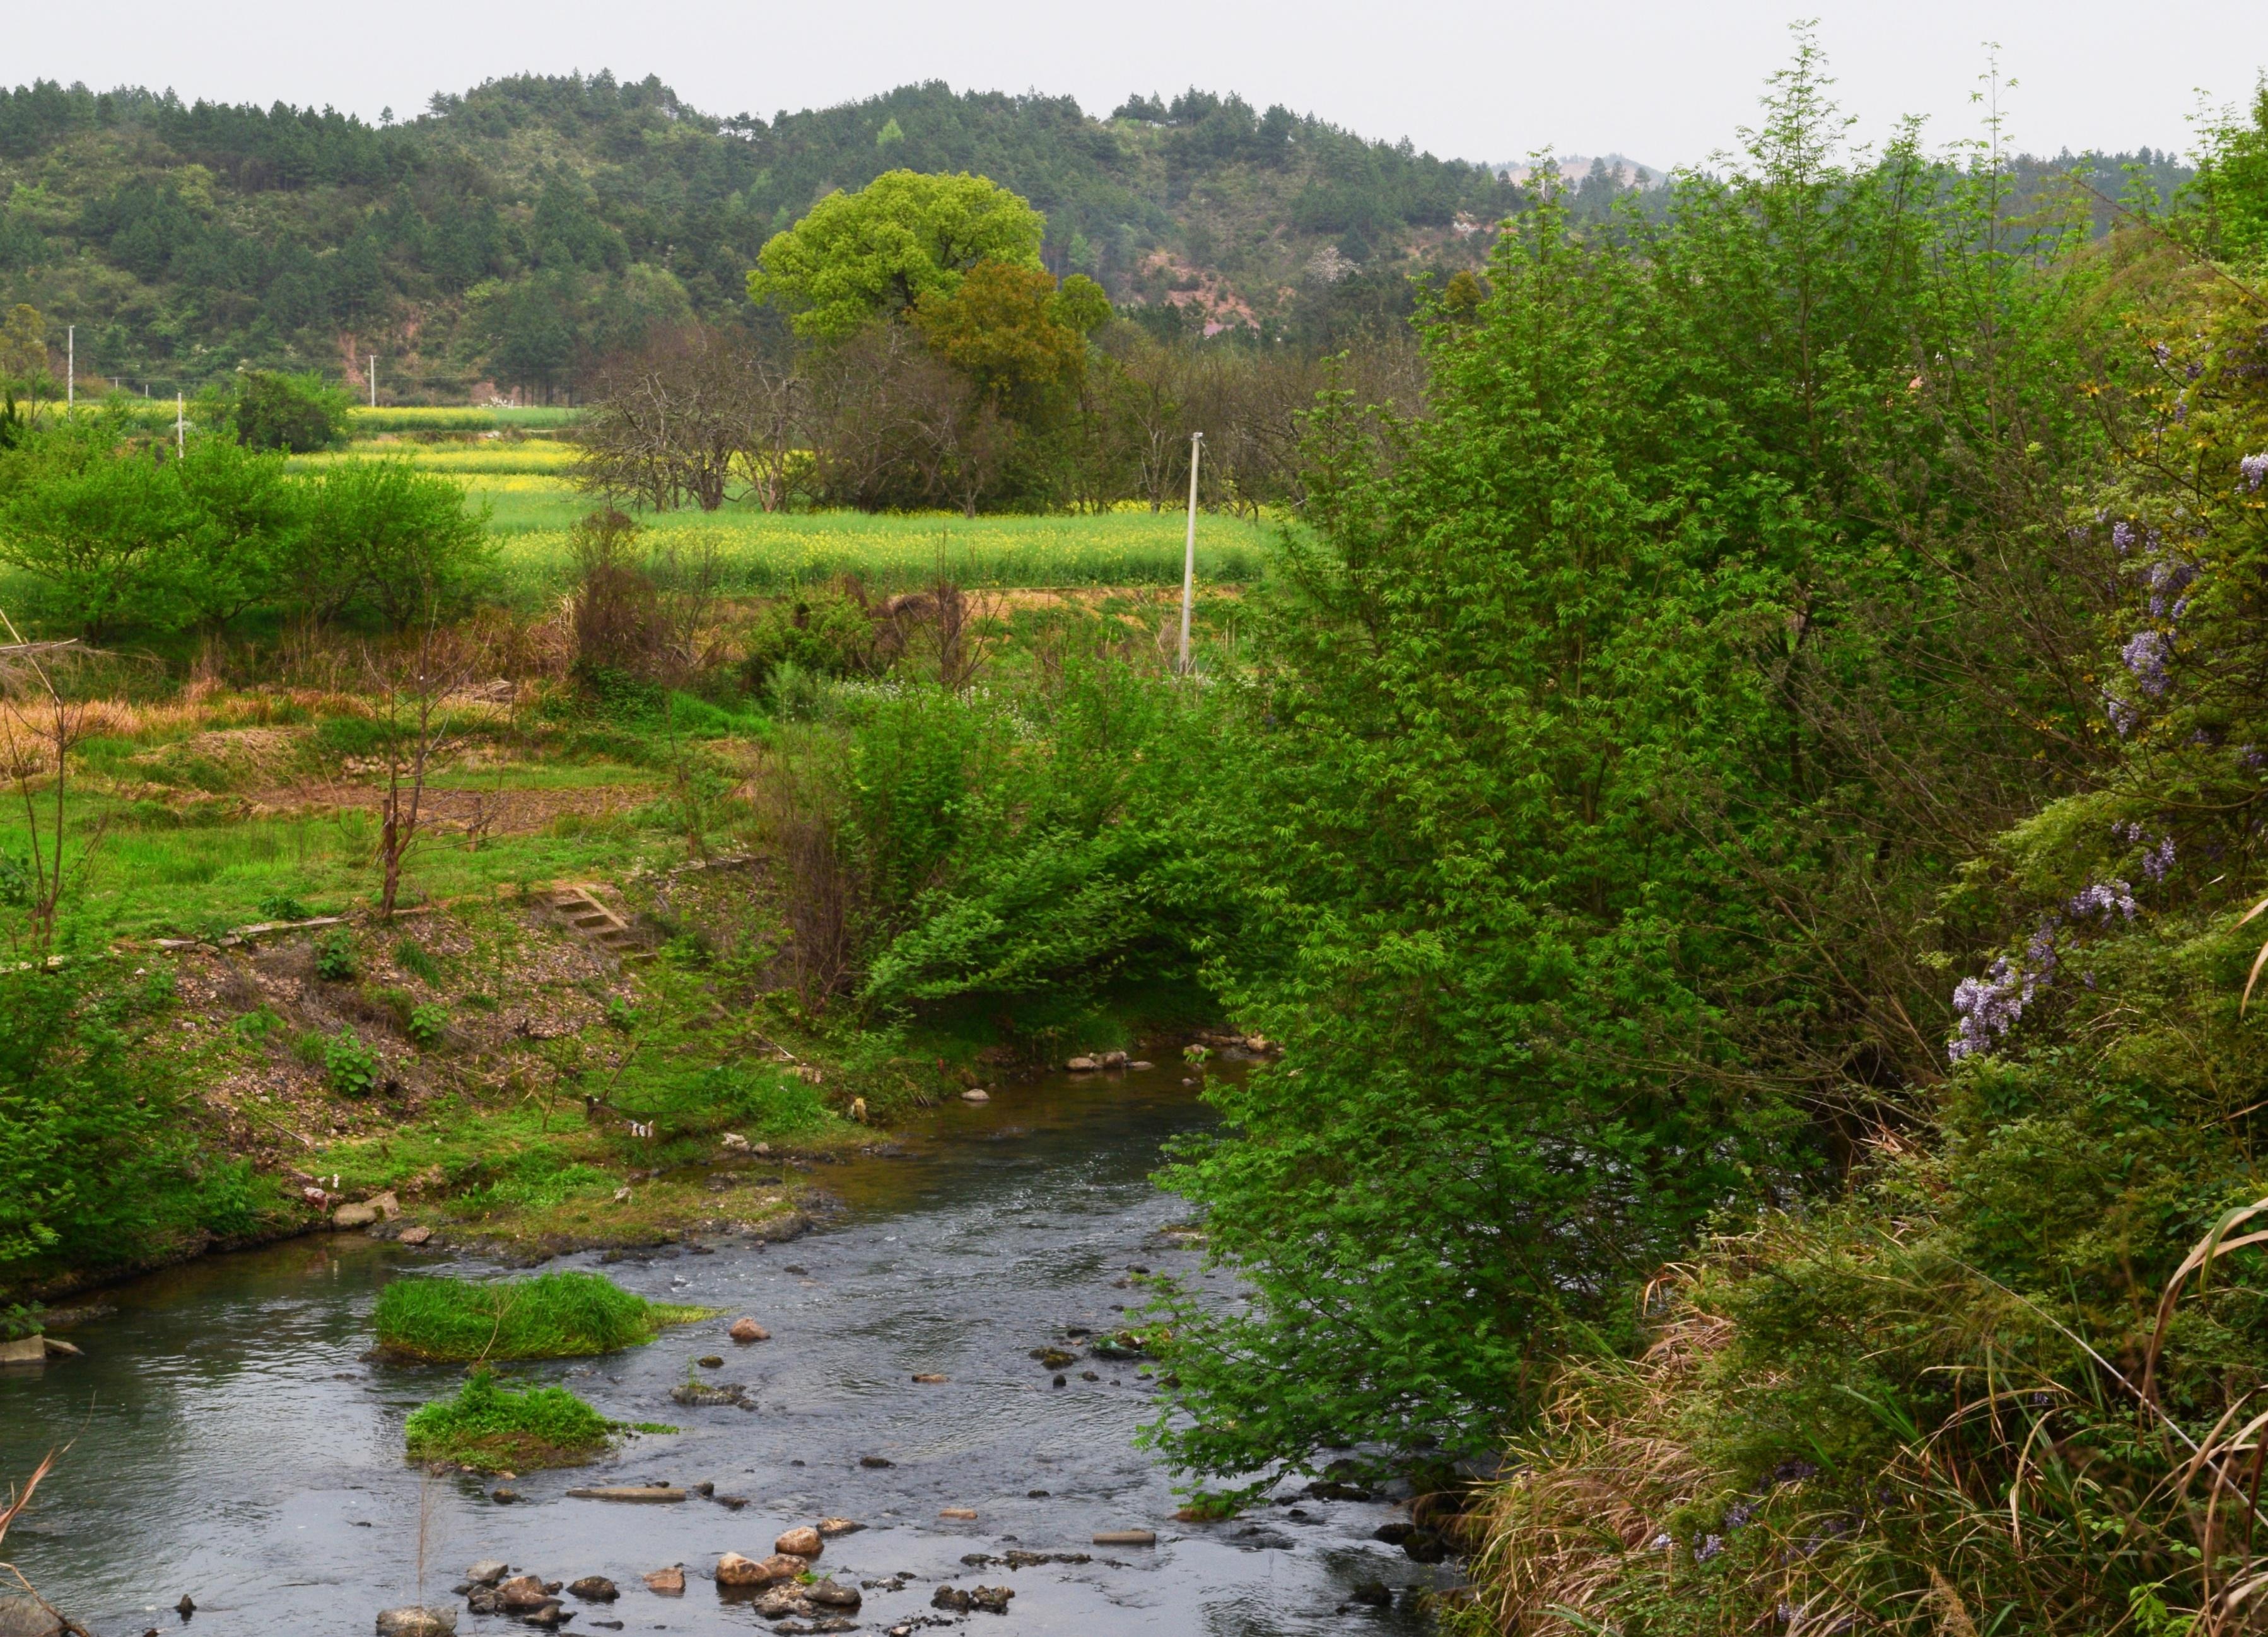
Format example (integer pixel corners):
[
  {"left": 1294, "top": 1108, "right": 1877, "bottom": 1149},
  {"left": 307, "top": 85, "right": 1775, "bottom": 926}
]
[{"left": 296, "top": 435, "right": 1275, "bottom": 595}]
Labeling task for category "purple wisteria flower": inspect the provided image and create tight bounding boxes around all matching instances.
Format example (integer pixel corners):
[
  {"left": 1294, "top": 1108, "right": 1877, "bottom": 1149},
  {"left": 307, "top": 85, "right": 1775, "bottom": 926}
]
[
  {"left": 2243, "top": 745, "right": 2267, "bottom": 771},
  {"left": 2123, "top": 630, "right": 2172, "bottom": 697},
  {"left": 2067, "top": 878, "right": 2139, "bottom": 923},
  {"left": 2243, "top": 452, "right": 2268, "bottom": 492},
  {"left": 2146, "top": 554, "right": 2198, "bottom": 619},
  {"left": 2105, "top": 692, "right": 2138, "bottom": 736},
  {"left": 2113, "top": 521, "right": 2136, "bottom": 554},
  {"left": 2144, "top": 836, "right": 2175, "bottom": 881}
]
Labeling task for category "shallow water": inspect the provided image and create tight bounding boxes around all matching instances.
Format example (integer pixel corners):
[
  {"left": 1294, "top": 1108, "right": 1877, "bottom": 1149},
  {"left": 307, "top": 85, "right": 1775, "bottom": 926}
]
[{"left": 1, "top": 1070, "right": 1448, "bottom": 1636}]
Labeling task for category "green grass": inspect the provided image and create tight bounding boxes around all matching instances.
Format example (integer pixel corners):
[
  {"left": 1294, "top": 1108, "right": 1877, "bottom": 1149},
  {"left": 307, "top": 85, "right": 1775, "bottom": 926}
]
[
  {"left": 402, "top": 1366, "right": 624, "bottom": 1471},
  {"left": 373, "top": 1270, "right": 713, "bottom": 1362}
]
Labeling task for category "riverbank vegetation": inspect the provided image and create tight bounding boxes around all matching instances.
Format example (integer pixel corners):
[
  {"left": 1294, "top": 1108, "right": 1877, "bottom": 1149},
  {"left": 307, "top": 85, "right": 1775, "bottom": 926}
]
[
  {"left": 2, "top": 37, "right": 2265, "bottom": 1635},
  {"left": 402, "top": 1366, "right": 653, "bottom": 1471},
  {"left": 374, "top": 1271, "right": 710, "bottom": 1361}
]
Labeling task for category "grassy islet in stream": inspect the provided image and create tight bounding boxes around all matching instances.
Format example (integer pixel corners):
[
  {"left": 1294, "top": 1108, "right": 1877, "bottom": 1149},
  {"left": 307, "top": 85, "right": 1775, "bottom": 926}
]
[
  {"left": 402, "top": 1366, "right": 671, "bottom": 1472},
  {"left": 373, "top": 1270, "right": 711, "bottom": 1361}
]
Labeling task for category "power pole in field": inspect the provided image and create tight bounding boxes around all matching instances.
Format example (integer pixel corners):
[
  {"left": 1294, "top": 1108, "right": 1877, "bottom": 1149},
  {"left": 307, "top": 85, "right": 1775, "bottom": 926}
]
[
  {"left": 1178, "top": 431, "right": 1204, "bottom": 675},
  {"left": 65, "top": 326, "right": 73, "bottom": 411},
  {"left": 369, "top": 355, "right": 377, "bottom": 409},
  {"left": 175, "top": 392, "right": 184, "bottom": 457}
]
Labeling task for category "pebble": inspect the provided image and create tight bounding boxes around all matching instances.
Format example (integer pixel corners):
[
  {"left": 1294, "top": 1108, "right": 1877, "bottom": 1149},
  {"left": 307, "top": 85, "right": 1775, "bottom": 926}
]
[
  {"left": 939, "top": 1507, "right": 978, "bottom": 1520},
  {"left": 858, "top": 1455, "right": 893, "bottom": 1468},
  {"left": 698, "top": 1355, "right": 723, "bottom": 1368},
  {"left": 960, "top": 1088, "right": 990, "bottom": 1103},
  {"left": 817, "top": 1517, "right": 863, "bottom": 1535},
  {"left": 489, "top": 1488, "right": 518, "bottom": 1504}
]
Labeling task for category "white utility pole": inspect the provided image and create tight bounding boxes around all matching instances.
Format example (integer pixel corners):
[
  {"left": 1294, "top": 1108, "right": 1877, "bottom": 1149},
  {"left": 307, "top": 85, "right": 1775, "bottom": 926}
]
[
  {"left": 175, "top": 392, "right": 184, "bottom": 457},
  {"left": 66, "top": 325, "right": 73, "bottom": 411},
  {"left": 1178, "top": 431, "right": 1204, "bottom": 675},
  {"left": 369, "top": 355, "right": 377, "bottom": 409}
]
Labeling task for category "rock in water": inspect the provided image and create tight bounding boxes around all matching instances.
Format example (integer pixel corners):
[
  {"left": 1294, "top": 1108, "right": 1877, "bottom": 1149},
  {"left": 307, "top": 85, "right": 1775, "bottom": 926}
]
[
  {"left": 1092, "top": 1529, "right": 1157, "bottom": 1546},
  {"left": 1351, "top": 1580, "right": 1393, "bottom": 1607},
  {"left": 567, "top": 1578, "right": 617, "bottom": 1601},
  {"left": 0, "top": 1593, "right": 65, "bottom": 1637},
  {"left": 815, "top": 1517, "right": 864, "bottom": 1536},
  {"left": 775, "top": 1525, "right": 823, "bottom": 1558},
  {"left": 960, "top": 1088, "right": 990, "bottom": 1103},
  {"left": 640, "top": 1568, "right": 684, "bottom": 1596},
  {"left": 804, "top": 1581, "right": 862, "bottom": 1609},
  {"left": 713, "top": 1553, "right": 769, "bottom": 1588},
  {"left": 728, "top": 1317, "right": 768, "bottom": 1343},
  {"left": 398, "top": 1225, "right": 432, "bottom": 1246},
  {"left": 375, "top": 1608, "right": 458, "bottom": 1637},
  {"left": 463, "top": 1562, "right": 508, "bottom": 1587},
  {"left": 175, "top": 1597, "right": 196, "bottom": 1617},
  {"left": 494, "top": 1576, "right": 551, "bottom": 1612}
]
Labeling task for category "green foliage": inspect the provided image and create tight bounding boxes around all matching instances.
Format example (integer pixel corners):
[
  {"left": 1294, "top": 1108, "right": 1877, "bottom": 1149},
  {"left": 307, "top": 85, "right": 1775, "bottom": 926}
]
[
  {"left": 406, "top": 1003, "right": 448, "bottom": 1049},
  {"left": 209, "top": 369, "right": 351, "bottom": 452},
  {"left": 313, "top": 926, "right": 358, "bottom": 981},
  {"left": 748, "top": 170, "right": 1049, "bottom": 340},
  {"left": 372, "top": 1269, "right": 706, "bottom": 1361},
  {"left": 323, "top": 1028, "right": 380, "bottom": 1095},
  {"left": 0, "top": 961, "right": 260, "bottom": 1281},
  {"left": 402, "top": 1365, "right": 615, "bottom": 1472},
  {"left": 391, "top": 938, "right": 442, "bottom": 982},
  {"left": 847, "top": 663, "right": 1219, "bottom": 1010},
  {"left": 258, "top": 893, "right": 312, "bottom": 923},
  {"left": 291, "top": 458, "right": 494, "bottom": 628},
  {"left": 1148, "top": 43, "right": 2120, "bottom": 1478}
]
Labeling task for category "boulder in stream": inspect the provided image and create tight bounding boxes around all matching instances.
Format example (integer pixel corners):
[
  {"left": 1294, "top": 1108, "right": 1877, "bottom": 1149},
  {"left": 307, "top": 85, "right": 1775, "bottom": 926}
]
[
  {"left": 463, "top": 1561, "right": 509, "bottom": 1587},
  {"left": 713, "top": 1553, "right": 770, "bottom": 1588},
  {"left": 374, "top": 1607, "right": 457, "bottom": 1637},
  {"left": 0, "top": 1593, "right": 65, "bottom": 1637},
  {"left": 567, "top": 1577, "right": 617, "bottom": 1601},
  {"left": 728, "top": 1317, "right": 768, "bottom": 1343},
  {"left": 774, "top": 1525, "right": 822, "bottom": 1558},
  {"left": 640, "top": 1567, "right": 684, "bottom": 1596}
]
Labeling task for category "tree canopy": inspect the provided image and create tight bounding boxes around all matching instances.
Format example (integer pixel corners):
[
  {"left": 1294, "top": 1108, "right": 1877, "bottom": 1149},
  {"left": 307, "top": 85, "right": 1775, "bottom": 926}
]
[{"left": 747, "top": 170, "right": 1048, "bottom": 340}]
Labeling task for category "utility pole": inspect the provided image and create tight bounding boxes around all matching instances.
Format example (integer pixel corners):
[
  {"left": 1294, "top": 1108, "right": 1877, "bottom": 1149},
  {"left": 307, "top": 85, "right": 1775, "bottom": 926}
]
[
  {"left": 66, "top": 325, "right": 73, "bottom": 411},
  {"left": 175, "top": 391, "right": 184, "bottom": 457},
  {"left": 1178, "top": 431, "right": 1203, "bottom": 675},
  {"left": 369, "top": 354, "right": 377, "bottom": 409}
]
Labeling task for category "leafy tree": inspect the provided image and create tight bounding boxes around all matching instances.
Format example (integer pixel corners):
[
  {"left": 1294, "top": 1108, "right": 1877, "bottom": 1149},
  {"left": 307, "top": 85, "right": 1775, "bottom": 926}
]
[
  {"left": 0, "top": 302, "right": 48, "bottom": 390},
  {"left": 163, "top": 436, "right": 304, "bottom": 631},
  {"left": 748, "top": 170, "right": 1046, "bottom": 340},
  {"left": 1145, "top": 42, "right": 2115, "bottom": 1481},
  {"left": 0, "top": 415, "right": 189, "bottom": 636},
  {"left": 213, "top": 368, "right": 351, "bottom": 452},
  {"left": 291, "top": 459, "right": 493, "bottom": 627},
  {"left": 913, "top": 260, "right": 1091, "bottom": 416}
]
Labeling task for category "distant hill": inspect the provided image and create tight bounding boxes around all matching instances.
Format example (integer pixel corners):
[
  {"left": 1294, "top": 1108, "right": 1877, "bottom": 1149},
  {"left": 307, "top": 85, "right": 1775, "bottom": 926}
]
[{"left": 0, "top": 75, "right": 1521, "bottom": 400}]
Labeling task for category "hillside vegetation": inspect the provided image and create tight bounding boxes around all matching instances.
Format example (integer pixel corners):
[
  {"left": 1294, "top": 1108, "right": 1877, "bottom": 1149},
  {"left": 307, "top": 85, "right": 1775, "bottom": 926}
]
[{"left": 0, "top": 75, "right": 1517, "bottom": 397}]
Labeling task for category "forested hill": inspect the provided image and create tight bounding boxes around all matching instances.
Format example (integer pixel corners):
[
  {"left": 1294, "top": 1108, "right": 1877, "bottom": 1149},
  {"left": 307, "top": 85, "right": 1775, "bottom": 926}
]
[{"left": 0, "top": 74, "right": 1523, "bottom": 400}]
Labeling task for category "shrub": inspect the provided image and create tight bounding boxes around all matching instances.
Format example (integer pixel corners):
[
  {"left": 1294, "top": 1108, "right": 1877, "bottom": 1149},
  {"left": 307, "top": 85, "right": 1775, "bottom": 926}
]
[
  {"left": 257, "top": 893, "right": 312, "bottom": 923},
  {"left": 313, "top": 928, "right": 358, "bottom": 981},
  {"left": 324, "top": 1028, "right": 380, "bottom": 1096},
  {"left": 402, "top": 1366, "right": 615, "bottom": 1472},
  {"left": 372, "top": 1270, "right": 709, "bottom": 1361},
  {"left": 0, "top": 964, "right": 226, "bottom": 1278}
]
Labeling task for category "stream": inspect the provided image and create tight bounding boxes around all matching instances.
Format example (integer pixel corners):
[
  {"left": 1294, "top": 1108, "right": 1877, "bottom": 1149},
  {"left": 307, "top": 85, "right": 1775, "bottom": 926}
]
[{"left": 1, "top": 1070, "right": 1451, "bottom": 1636}]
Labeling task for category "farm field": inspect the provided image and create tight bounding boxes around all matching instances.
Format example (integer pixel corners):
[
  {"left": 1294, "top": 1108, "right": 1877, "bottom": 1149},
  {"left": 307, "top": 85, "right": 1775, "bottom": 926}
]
[{"left": 298, "top": 428, "right": 1275, "bottom": 595}]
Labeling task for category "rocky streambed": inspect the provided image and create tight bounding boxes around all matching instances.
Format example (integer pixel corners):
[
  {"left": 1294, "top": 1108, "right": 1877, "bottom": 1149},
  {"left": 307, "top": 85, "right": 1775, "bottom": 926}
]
[{"left": 0, "top": 1070, "right": 1453, "bottom": 1635}]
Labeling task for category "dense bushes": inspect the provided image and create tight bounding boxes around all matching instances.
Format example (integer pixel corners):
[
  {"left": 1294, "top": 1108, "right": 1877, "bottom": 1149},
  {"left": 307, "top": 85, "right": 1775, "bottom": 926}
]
[
  {"left": 0, "top": 416, "right": 493, "bottom": 636},
  {"left": 0, "top": 961, "right": 278, "bottom": 1281}
]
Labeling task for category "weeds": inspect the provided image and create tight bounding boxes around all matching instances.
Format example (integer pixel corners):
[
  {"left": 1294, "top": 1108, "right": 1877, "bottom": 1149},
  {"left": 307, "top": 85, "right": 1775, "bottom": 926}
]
[{"left": 401, "top": 1366, "right": 614, "bottom": 1472}]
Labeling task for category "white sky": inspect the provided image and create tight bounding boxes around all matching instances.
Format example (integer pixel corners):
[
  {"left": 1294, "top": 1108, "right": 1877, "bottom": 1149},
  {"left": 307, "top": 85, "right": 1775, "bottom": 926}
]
[{"left": 9, "top": 0, "right": 2260, "bottom": 170}]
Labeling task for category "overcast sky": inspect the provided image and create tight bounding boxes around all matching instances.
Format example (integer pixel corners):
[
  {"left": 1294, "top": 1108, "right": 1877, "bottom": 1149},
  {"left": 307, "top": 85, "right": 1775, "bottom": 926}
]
[{"left": 10, "top": 0, "right": 2261, "bottom": 170}]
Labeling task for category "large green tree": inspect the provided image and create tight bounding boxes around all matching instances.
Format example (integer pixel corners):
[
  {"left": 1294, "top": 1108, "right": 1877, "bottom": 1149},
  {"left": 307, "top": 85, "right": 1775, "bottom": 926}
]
[{"left": 747, "top": 170, "right": 1046, "bottom": 340}]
